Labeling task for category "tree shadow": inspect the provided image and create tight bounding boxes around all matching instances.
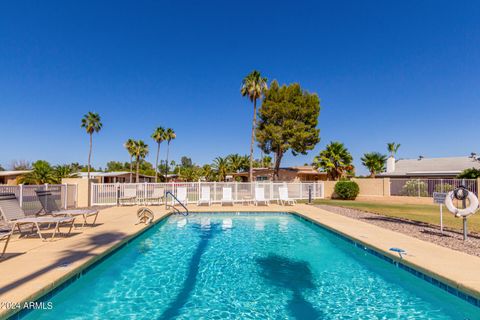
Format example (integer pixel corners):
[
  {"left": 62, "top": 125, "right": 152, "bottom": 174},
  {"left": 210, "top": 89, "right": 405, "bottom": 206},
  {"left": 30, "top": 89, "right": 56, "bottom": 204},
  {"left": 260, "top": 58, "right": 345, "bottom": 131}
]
[
  {"left": 256, "top": 254, "right": 325, "bottom": 320},
  {"left": 0, "top": 231, "right": 127, "bottom": 296},
  {"left": 158, "top": 222, "right": 222, "bottom": 320}
]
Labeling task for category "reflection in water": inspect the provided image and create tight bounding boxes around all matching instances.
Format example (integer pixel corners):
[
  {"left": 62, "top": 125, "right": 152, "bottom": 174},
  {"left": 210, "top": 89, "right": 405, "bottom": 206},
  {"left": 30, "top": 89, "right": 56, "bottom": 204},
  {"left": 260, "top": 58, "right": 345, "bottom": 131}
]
[
  {"left": 159, "top": 222, "right": 222, "bottom": 320},
  {"left": 222, "top": 218, "right": 233, "bottom": 230},
  {"left": 279, "top": 218, "right": 288, "bottom": 232},
  {"left": 200, "top": 217, "right": 211, "bottom": 230},
  {"left": 177, "top": 218, "right": 187, "bottom": 228},
  {"left": 256, "top": 254, "right": 324, "bottom": 320},
  {"left": 255, "top": 218, "right": 265, "bottom": 231}
]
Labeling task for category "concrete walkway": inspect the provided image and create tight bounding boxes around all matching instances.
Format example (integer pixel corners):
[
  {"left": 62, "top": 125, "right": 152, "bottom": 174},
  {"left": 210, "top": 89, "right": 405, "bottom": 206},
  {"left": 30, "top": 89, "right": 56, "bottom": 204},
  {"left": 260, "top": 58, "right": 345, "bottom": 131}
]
[{"left": 1, "top": 204, "right": 480, "bottom": 319}]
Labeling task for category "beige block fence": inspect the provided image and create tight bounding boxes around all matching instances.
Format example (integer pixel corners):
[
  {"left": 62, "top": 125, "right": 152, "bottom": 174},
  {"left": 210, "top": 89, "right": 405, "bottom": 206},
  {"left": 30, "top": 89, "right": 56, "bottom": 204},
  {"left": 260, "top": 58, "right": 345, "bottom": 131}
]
[
  {"left": 324, "top": 178, "right": 391, "bottom": 198},
  {"left": 62, "top": 177, "right": 99, "bottom": 207}
]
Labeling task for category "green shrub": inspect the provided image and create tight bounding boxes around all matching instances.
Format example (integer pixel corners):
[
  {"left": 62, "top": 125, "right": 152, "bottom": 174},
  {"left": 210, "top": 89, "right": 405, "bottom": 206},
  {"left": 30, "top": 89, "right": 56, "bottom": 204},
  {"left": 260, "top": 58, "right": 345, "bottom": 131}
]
[
  {"left": 334, "top": 181, "right": 360, "bottom": 200},
  {"left": 434, "top": 183, "right": 454, "bottom": 193},
  {"left": 401, "top": 179, "right": 428, "bottom": 197}
]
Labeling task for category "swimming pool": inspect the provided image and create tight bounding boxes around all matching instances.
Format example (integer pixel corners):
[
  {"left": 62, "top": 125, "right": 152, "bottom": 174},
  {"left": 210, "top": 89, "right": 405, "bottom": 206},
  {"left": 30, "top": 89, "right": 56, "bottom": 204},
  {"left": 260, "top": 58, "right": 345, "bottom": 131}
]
[{"left": 23, "top": 212, "right": 478, "bottom": 319}]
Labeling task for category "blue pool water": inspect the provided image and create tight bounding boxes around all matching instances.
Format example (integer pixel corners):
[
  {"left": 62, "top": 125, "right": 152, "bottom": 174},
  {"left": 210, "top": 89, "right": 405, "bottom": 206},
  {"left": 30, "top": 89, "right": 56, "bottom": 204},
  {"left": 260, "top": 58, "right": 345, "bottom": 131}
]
[{"left": 24, "top": 213, "right": 478, "bottom": 319}]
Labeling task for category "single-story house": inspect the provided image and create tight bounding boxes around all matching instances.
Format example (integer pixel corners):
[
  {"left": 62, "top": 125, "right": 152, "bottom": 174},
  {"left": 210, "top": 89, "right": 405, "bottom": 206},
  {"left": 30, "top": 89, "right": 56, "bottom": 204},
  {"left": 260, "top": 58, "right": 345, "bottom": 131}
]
[
  {"left": 0, "top": 170, "right": 32, "bottom": 185},
  {"left": 378, "top": 155, "right": 480, "bottom": 179},
  {"left": 229, "top": 166, "right": 327, "bottom": 182},
  {"left": 76, "top": 171, "right": 156, "bottom": 183}
]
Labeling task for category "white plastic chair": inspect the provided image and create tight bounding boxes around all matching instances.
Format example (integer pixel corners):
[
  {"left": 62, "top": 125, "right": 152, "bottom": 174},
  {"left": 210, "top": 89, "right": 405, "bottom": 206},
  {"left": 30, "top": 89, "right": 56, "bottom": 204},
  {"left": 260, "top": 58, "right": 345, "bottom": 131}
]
[
  {"left": 175, "top": 187, "right": 188, "bottom": 206},
  {"left": 279, "top": 187, "right": 296, "bottom": 206},
  {"left": 142, "top": 187, "right": 165, "bottom": 206},
  {"left": 197, "top": 186, "right": 211, "bottom": 206},
  {"left": 221, "top": 187, "right": 234, "bottom": 206},
  {"left": 119, "top": 185, "right": 137, "bottom": 206},
  {"left": 254, "top": 187, "right": 270, "bottom": 206}
]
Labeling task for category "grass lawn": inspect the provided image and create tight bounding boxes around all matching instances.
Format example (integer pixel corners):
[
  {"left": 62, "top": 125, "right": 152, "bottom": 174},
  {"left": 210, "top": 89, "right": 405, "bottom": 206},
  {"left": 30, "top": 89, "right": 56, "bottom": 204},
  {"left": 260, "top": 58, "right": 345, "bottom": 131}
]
[{"left": 311, "top": 199, "right": 480, "bottom": 233}]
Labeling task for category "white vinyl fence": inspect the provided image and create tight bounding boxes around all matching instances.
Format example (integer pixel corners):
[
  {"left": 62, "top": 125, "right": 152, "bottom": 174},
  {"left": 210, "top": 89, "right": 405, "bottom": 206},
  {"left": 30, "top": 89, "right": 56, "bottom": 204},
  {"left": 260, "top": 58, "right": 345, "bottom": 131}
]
[
  {"left": 91, "top": 182, "right": 324, "bottom": 206},
  {"left": 390, "top": 178, "right": 478, "bottom": 197},
  {"left": 0, "top": 184, "right": 78, "bottom": 215}
]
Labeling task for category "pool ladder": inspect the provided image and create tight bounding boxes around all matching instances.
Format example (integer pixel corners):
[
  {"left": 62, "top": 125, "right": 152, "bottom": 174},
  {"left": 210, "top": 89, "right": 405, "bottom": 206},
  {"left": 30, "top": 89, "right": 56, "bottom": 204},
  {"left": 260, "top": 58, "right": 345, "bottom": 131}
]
[{"left": 165, "top": 191, "right": 189, "bottom": 216}]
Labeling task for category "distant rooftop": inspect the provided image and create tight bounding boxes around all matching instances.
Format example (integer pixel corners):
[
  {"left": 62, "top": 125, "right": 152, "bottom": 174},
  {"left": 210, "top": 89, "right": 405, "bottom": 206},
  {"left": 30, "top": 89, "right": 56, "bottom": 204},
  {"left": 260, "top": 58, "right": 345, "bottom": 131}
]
[
  {"left": 77, "top": 171, "right": 155, "bottom": 178},
  {"left": 0, "top": 170, "right": 32, "bottom": 177},
  {"left": 379, "top": 156, "right": 480, "bottom": 177}
]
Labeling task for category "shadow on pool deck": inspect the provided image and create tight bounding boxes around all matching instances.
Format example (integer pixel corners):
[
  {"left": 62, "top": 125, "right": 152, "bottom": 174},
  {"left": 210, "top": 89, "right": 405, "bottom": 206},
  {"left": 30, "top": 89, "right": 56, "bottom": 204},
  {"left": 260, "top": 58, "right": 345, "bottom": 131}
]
[
  {"left": 159, "top": 223, "right": 222, "bottom": 320},
  {"left": 256, "top": 254, "right": 325, "bottom": 320},
  {"left": 0, "top": 231, "right": 126, "bottom": 296}
]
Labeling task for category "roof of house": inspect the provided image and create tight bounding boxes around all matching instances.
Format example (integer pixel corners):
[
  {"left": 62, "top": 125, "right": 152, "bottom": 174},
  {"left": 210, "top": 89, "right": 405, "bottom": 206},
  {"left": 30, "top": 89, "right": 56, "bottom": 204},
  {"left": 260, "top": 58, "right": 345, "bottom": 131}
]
[
  {"left": 0, "top": 170, "right": 32, "bottom": 177},
  {"left": 379, "top": 156, "right": 480, "bottom": 177},
  {"left": 231, "top": 166, "right": 326, "bottom": 176},
  {"left": 77, "top": 171, "right": 155, "bottom": 178}
]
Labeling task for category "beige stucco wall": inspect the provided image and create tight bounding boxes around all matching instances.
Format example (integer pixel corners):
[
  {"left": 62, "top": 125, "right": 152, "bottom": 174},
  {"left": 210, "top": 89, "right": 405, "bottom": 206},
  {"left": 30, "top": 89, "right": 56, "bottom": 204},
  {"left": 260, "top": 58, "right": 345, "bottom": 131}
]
[
  {"left": 61, "top": 178, "right": 99, "bottom": 207},
  {"left": 323, "top": 178, "right": 391, "bottom": 198}
]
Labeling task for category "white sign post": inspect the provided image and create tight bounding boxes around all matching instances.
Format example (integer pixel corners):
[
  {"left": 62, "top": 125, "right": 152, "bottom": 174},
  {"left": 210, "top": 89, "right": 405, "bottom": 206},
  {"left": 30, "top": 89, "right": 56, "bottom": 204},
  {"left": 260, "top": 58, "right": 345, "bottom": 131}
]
[{"left": 433, "top": 192, "right": 447, "bottom": 234}]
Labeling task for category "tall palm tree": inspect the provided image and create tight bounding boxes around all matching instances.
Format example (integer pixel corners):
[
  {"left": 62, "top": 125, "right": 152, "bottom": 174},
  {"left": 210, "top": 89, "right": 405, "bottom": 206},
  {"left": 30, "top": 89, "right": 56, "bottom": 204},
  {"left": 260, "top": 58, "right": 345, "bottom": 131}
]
[
  {"left": 132, "top": 140, "right": 149, "bottom": 183},
  {"left": 164, "top": 128, "right": 176, "bottom": 180},
  {"left": 387, "top": 142, "right": 401, "bottom": 157},
  {"left": 241, "top": 70, "right": 268, "bottom": 182},
  {"left": 123, "top": 139, "right": 136, "bottom": 183},
  {"left": 313, "top": 141, "right": 354, "bottom": 180},
  {"left": 151, "top": 126, "right": 166, "bottom": 182},
  {"left": 361, "top": 152, "right": 387, "bottom": 178},
  {"left": 80, "top": 112, "right": 102, "bottom": 179},
  {"left": 213, "top": 157, "right": 229, "bottom": 182}
]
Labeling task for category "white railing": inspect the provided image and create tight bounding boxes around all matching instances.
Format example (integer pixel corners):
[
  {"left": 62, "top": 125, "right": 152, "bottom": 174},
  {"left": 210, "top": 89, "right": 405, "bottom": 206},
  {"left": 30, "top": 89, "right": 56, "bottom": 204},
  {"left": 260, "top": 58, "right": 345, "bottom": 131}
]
[
  {"left": 0, "top": 184, "right": 78, "bottom": 215},
  {"left": 390, "top": 178, "right": 478, "bottom": 197},
  {"left": 91, "top": 181, "right": 324, "bottom": 206}
]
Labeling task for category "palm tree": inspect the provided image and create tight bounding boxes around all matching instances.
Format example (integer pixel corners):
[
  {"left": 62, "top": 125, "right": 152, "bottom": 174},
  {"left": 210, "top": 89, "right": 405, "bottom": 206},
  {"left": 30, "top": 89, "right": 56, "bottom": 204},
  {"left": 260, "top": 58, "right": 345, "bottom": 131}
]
[
  {"left": 53, "top": 164, "right": 78, "bottom": 182},
  {"left": 313, "top": 141, "right": 354, "bottom": 180},
  {"left": 262, "top": 155, "right": 272, "bottom": 168},
  {"left": 18, "top": 160, "right": 57, "bottom": 184},
  {"left": 123, "top": 139, "right": 136, "bottom": 183},
  {"left": 213, "top": 157, "right": 229, "bottom": 182},
  {"left": 201, "top": 164, "right": 215, "bottom": 181},
  {"left": 227, "top": 154, "right": 248, "bottom": 173},
  {"left": 151, "top": 127, "right": 166, "bottom": 182},
  {"left": 80, "top": 112, "right": 102, "bottom": 179},
  {"left": 132, "top": 140, "right": 149, "bottom": 182},
  {"left": 387, "top": 142, "right": 401, "bottom": 158},
  {"left": 361, "top": 152, "right": 387, "bottom": 178},
  {"left": 164, "top": 128, "right": 176, "bottom": 180},
  {"left": 241, "top": 70, "right": 268, "bottom": 182}
]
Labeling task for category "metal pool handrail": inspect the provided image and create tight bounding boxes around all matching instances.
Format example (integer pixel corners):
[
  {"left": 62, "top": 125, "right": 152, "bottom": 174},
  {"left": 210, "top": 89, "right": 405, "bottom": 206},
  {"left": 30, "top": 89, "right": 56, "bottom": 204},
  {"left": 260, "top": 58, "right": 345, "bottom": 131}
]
[{"left": 165, "top": 191, "right": 189, "bottom": 216}]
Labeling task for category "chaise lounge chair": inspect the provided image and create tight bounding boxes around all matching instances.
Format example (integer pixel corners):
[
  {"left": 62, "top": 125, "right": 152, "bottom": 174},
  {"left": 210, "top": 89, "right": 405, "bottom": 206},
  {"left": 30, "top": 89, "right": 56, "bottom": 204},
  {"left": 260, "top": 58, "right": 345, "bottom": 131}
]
[
  {"left": 0, "top": 193, "right": 75, "bottom": 241},
  {"left": 254, "top": 187, "right": 270, "bottom": 206},
  {"left": 35, "top": 190, "right": 99, "bottom": 227},
  {"left": 140, "top": 187, "right": 165, "bottom": 206},
  {"left": 197, "top": 186, "right": 211, "bottom": 206},
  {"left": 221, "top": 187, "right": 234, "bottom": 206},
  {"left": 278, "top": 187, "right": 296, "bottom": 206},
  {"left": 119, "top": 185, "right": 137, "bottom": 206},
  {"left": 0, "top": 227, "right": 12, "bottom": 258}
]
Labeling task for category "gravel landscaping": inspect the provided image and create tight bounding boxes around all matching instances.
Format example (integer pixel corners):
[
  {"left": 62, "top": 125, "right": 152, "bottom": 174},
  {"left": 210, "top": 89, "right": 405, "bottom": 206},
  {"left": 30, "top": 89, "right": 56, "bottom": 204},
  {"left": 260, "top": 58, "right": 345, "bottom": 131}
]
[{"left": 316, "top": 204, "right": 480, "bottom": 258}]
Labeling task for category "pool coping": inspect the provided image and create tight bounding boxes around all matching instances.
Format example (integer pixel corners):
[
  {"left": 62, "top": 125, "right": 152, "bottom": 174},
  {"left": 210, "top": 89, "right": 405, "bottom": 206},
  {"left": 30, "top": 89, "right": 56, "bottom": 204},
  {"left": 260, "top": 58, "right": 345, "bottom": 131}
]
[{"left": 3, "top": 205, "right": 480, "bottom": 319}]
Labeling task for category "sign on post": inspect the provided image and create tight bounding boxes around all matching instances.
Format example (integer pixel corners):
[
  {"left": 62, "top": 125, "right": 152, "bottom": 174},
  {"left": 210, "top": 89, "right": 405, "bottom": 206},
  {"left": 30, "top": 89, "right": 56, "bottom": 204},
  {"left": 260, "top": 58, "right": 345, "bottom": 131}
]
[{"left": 433, "top": 192, "right": 447, "bottom": 234}]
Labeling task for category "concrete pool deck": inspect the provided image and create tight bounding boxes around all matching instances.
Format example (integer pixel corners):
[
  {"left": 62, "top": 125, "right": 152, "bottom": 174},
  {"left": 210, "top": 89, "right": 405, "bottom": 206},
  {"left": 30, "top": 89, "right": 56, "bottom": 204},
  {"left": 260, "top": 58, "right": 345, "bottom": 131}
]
[{"left": 0, "top": 204, "right": 479, "bottom": 318}]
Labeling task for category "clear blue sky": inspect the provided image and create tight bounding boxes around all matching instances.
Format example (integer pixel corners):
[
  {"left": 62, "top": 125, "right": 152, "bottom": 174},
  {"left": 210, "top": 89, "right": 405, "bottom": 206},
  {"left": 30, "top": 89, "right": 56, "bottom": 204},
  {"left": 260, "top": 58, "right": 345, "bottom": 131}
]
[{"left": 1, "top": 1, "right": 479, "bottom": 175}]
